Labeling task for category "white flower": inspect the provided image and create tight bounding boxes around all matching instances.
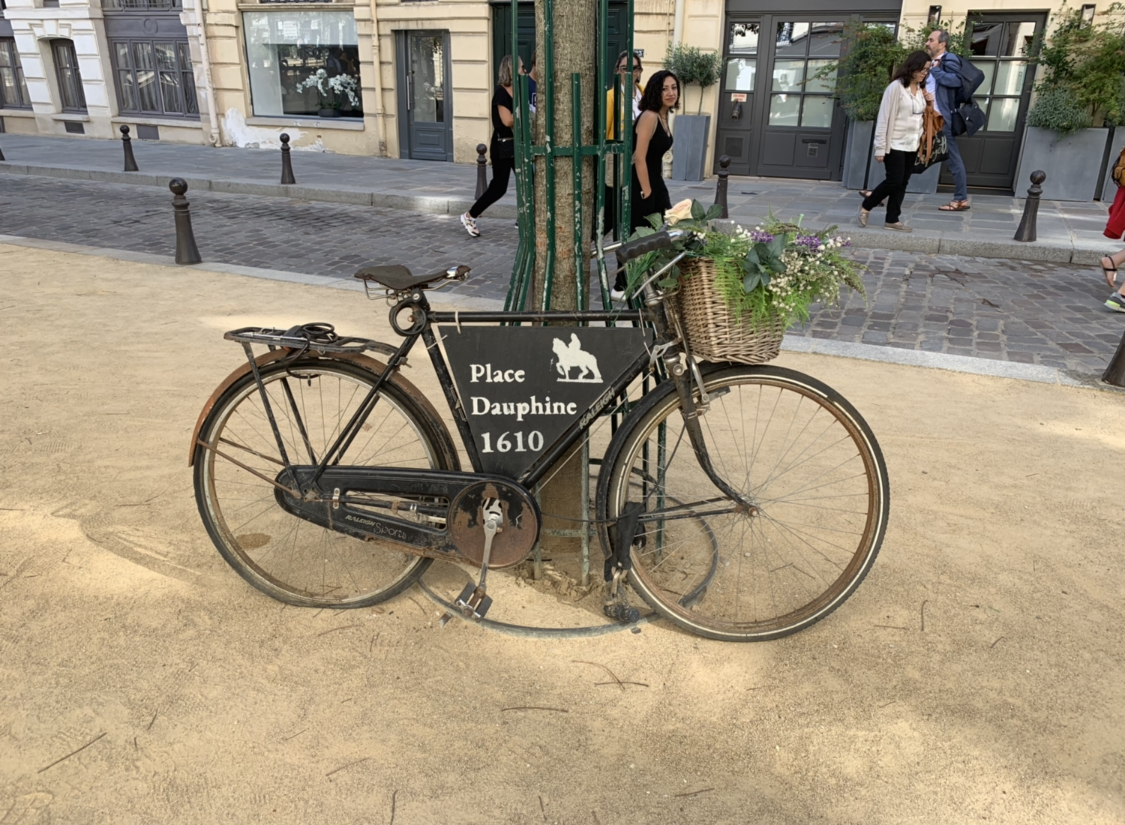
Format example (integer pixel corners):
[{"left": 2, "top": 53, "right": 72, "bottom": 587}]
[{"left": 664, "top": 199, "right": 694, "bottom": 225}]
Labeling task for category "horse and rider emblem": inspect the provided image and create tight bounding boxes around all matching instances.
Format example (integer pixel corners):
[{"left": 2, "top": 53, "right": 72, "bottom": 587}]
[{"left": 552, "top": 333, "right": 603, "bottom": 383}]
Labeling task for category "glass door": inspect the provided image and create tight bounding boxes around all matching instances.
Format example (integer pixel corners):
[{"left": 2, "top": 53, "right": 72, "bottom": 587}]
[
  {"left": 397, "top": 31, "right": 452, "bottom": 161},
  {"left": 756, "top": 20, "right": 845, "bottom": 180},
  {"left": 944, "top": 14, "right": 1046, "bottom": 191},
  {"left": 714, "top": 21, "right": 759, "bottom": 176}
]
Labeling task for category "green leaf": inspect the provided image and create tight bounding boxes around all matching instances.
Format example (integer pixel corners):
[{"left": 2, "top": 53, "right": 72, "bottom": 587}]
[
  {"left": 646, "top": 213, "right": 664, "bottom": 230},
  {"left": 658, "top": 277, "right": 678, "bottom": 288},
  {"left": 766, "top": 235, "right": 787, "bottom": 257},
  {"left": 628, "top": 226, "right": 656, "bottom": 240},
  {"left": 704, "top": 203, "right": 724, "bottom": 222},
  {"left": 742, "top": 272, "right": 763, "bottom": 293},
  {"left": 768, "top": 258, "right": 788, "bottom": 275},
  {"left": 689, "top": 200, "right": 706, "bottom": 222}
]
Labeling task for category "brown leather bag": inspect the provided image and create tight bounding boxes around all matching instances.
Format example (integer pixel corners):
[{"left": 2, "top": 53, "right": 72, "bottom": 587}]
[
  {"left": 1113, "top": 145, "right": 1125, "bottom": 188},
  {"left": 918, "top": 107, "right": 946, "bottom": 167}
]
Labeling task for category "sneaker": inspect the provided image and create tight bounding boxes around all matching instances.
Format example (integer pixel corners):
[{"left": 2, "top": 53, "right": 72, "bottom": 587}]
[
  {"left": 857, "top": 206, "right": 869, "bottom": 228},
  {"left": 884, "top": 222, "right": 913, "bottom": 232},
  {"left": 1106, "top": 291, "right": 1125, "bottom": 312},
  {"left": 460, "top": 212, "right": 480, "bottom": 238},
  {"left": 609, "top": 288, "right": 627, "bottom": 302}
]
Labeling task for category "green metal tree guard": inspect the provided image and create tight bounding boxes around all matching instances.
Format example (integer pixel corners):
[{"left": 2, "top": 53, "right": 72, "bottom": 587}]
[
  {"left": 499, "top": 0, "right": 641, "bottom": 587},
  {"left": 503, "top": 0, "right": 635, "bottom": 314}
]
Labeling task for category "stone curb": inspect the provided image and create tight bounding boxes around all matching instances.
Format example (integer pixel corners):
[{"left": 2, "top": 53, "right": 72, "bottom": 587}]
[
  {"left": 3, "top": 230, "right": 1119, "bottom": 392},
  {"left": 0, "top": 162, "right": 1100, "bottom": 261}
]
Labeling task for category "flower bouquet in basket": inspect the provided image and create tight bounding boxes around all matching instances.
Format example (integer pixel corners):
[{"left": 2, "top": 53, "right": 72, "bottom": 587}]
[{"left": 624, "top": 198, "right": 865, "bottom": 364}]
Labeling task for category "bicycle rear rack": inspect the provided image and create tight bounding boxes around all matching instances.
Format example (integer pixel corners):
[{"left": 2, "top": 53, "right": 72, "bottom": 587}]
[{"left": 224, "top": 325, "right": 397, "bottom": 358}]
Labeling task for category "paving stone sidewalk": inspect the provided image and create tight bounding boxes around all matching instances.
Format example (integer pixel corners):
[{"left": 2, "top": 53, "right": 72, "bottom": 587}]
[
  {"left": 0, "top": 133, "right": 1112, "bottom": 265},
  {"left": 2, "top": 175, "right": 1120, "bottom": 378}
]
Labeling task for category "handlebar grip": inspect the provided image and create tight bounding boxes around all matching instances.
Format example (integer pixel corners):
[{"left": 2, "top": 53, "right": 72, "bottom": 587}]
[{"left": 615, "top": 231, "right": 674, "bottom": 264}]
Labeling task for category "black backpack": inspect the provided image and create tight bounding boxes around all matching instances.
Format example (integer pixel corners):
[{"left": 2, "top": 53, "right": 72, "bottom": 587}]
[{"left": 948, "top": 54, "right": 985, "bottom": 106}]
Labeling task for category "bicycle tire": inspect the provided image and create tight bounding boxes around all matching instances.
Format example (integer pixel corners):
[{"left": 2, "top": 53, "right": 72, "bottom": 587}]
[
  {"left": 597, "top": 364, "right": 890, "bottom": 641},
  {"left": 194, "top": 356, "right": 458, "bottom": 608}
]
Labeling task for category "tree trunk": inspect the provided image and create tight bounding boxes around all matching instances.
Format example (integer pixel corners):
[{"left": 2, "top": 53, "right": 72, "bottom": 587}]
[{"left": 532, "top": 0, "right": 596, "bottom": 559}]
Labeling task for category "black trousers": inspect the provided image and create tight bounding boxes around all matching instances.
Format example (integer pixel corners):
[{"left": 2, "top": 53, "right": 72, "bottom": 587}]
[
  {"left": 863, "top": 148, "right": 915, "bottom": 224},
  {"left": 469, "top": 156, "right": 514, "bottom": 219}
]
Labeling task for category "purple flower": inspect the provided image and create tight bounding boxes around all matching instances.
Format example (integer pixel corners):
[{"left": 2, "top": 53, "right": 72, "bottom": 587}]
[
  {"left": 793, "top": 234, "right": 822, "bottom": 251},
  {"left": 749, "top": 230, "right": 775, "bottom": 244}
]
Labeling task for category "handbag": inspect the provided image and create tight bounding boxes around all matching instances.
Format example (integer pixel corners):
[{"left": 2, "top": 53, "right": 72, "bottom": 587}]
[
  {"left": 913, "top": 107, "right": 948, "bottom": 174},
  {"left": 951, "top": 100, "right": 987, "bottom": 138},
  {"left": 1112, "top": 145, "right": 1125, "bottom": 188}
]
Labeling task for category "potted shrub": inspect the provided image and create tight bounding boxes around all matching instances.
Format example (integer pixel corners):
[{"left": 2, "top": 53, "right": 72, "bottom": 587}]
[
  {"left": 625, "top": 199, "right": 865, "bottom": 363},
  {"left": 663, "top": 44, "right": 723, "bottom": 181},
  {"left": 1017, "top": 6, "right": 1125, "bottom": 201}
]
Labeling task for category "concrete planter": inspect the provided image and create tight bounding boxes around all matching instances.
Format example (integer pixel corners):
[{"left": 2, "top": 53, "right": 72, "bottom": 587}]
[
  {"left": 1015, "top": 126, "right": 1112, "bottom": 202},
  {"left": 1102, "top": 127, "right": 1120, "bottom": 202},
  {"left": 842, "top": 120, "right": 873, "bottom": 190},
  {"left": 670, "top": 114, "right": 710, "bottom": 182}
]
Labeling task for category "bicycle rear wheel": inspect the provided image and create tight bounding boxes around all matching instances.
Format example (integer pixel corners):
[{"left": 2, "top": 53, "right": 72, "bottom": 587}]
[
  {"left": 193, "top": 356, "right": 457, "bottom": 608},
  {"left": 597, "top": 365, "right": 889, "bottom": 641}
]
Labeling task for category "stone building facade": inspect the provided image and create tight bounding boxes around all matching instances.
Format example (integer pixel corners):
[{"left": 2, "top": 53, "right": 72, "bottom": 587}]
[{"left": 0, "top": 0, "right": 1095, "bottom": 190}]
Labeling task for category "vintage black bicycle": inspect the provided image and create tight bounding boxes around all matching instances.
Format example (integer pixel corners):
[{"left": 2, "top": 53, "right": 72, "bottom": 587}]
[{"left": 189, "top": 230, "right": 889, "bottom": 641}]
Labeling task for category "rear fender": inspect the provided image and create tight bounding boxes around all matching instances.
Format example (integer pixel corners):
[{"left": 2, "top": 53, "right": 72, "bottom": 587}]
[{"left": 188, "top": 350, "right": 459, "bottom": 471}]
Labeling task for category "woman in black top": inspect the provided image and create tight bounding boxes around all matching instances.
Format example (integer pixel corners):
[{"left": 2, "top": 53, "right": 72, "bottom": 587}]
[
  {"left": 629, "top": 69, "right": 679, "bottom": 236},
  {"left": 461, "top": 55, "right": 516, "bottom": 238}
]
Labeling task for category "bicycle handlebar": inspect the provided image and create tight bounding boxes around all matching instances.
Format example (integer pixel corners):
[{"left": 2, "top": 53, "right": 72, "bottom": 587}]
[{"left": 614, "top": 229, "right": 688, "bottom": 264}]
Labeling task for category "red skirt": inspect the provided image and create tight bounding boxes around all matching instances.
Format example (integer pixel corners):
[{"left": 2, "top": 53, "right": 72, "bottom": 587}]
[{"left": 1105, "top": 185, "right": 1125, "bottom": 240}]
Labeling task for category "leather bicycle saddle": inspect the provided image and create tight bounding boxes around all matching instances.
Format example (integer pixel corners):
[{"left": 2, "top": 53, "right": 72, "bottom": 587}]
[{"left": 353, "top": 264, "right": 471, "bottom": 291}]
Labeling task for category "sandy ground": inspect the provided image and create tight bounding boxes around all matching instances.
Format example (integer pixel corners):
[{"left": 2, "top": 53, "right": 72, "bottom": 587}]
[{"left": 0, "top": 242, "right": 1123, "bottom": 824}]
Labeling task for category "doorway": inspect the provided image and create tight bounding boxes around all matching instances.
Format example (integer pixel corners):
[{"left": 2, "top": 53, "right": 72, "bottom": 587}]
[
  {"left": 396, "top": 30, "right": 452, "bottom": 161},
  {"left": 715, "top": 19, "right": 848, "bottom": 179},
  {"left": 942, "top": 13, "right": 1047, "bottom": 191}
]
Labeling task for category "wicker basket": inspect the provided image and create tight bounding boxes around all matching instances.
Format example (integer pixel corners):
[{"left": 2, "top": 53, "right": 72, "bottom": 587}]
[{"left": 671, "top": 257, "right": 786, "bottom": 365}]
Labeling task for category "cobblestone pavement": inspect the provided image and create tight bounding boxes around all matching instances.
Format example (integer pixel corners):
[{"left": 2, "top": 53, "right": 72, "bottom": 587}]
[{"left": 2, "top": 176, "right": 1122, "bottom": 377}]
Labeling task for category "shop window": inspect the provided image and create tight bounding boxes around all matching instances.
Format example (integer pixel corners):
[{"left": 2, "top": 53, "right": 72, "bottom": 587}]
[
  {"left": 52, "top": 39, "right": 87, "bottom": 113},
  {"left": 103, "top": 0, "right": 182, "bottom": 9},
  {"left": 113, "top": 39, "right": 198, "bottom": 117},
  {"left": 243, "top": 10, "right": 362, "bottom": 118},
  {"left": 0, "top": 38, "right": 31, "bottom": 109}
]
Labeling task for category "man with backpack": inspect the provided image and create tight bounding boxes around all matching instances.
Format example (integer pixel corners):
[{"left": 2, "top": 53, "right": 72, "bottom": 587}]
[{"left": 926, "top": 30, "right": 970, "bottom": 212}]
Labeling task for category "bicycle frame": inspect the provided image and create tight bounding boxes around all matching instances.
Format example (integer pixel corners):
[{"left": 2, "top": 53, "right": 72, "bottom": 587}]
[{"left": 226, "top": 272, "right": 751, "bottom": 563}]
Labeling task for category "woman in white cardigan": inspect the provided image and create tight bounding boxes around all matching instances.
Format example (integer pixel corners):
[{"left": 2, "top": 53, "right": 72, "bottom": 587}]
[{"left": 858, "top": 51, "right": 934, "bottom": 232}]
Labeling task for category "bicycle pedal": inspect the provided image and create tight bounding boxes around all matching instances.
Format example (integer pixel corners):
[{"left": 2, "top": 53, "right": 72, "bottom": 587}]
[
  {"left": 604, "top": 601, "right": 640, "bottom": 624},
  {"left": 452, "top": 582, "right": 493, "bottom": 621}
]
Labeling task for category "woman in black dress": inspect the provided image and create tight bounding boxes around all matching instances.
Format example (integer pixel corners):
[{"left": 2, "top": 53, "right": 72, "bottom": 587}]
[
  {"left": 630, "top": 70, "right": 679, "bottom": 230},
  {"left": 615, "top": 70, "right": 679, "bottom": 298},
  {"left": 461, "top": 55, "right": 516, "bottom": 237}
]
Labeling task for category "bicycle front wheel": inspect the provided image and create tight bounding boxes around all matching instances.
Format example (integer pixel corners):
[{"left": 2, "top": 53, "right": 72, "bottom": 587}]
[
  {"left": 194, "top": 356, "right": 457, "bottom": 608},
  {"left": 598, "top": 365, "right": 889, "bottom": 641}
]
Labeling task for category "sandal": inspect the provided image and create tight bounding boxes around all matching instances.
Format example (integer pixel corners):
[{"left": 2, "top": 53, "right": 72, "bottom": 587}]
[
  {"left": 1101, "top": 256, "right": 1118, "bottom": 288},
  {"left": 860, "top": 190, "right": 874, "bottom": 198},
  {"left": 939, "top": 200, "right": 971, "bottom": 212}
]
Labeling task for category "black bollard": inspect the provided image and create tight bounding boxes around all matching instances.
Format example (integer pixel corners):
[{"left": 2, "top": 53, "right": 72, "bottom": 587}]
[
  {"left": 1104, "top": 331, "right": 1125, "bottom": 387},
  {"left": 1013, "top": 170, "right": 1045, "bottom": 242},
  {"left": 713, "top": 154, "right": 731, "bottom": 219},
  {"left": 121, "top": 125, "right": 139, "bottom": 172},
  {"left": 475, "top": 143, "right": 488, "bottom": 199},
  {"left": 279, "top": 133, "right": 296, "bottom": 185},
  {"left": 0, "top": 143, "right": 5, "bottom": 162},
  {"left": 169, "top": 178, "right": 202, "bottom": 265}
]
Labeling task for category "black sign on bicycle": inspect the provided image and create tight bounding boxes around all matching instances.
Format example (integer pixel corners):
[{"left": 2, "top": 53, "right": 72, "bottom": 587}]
[{"left": 439, "top": 325, "right": 653, "bottom": 477}]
